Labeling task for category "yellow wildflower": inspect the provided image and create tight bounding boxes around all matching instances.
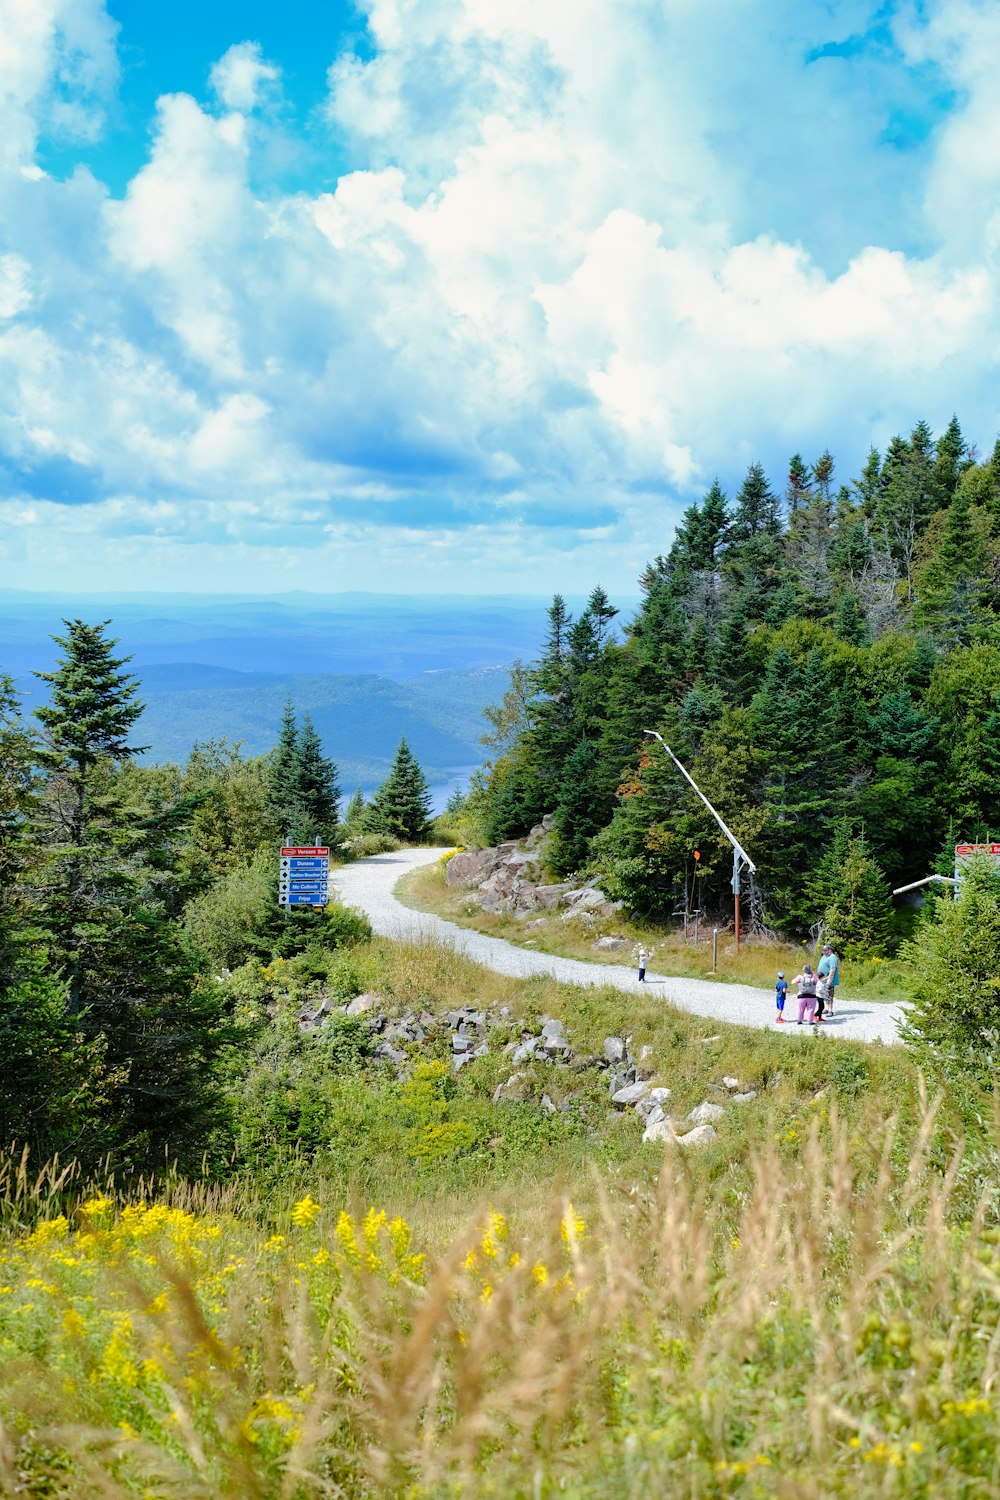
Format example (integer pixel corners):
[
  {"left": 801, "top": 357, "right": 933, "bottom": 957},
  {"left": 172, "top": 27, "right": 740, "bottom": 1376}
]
[{"left": 290, "top": 1195, "right": 321, "bottom": 1228}]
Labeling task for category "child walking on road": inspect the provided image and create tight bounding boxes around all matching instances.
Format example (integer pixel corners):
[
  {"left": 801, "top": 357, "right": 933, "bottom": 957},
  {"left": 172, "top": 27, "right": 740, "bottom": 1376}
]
[
  {"left": 775, "top": 971, "right": 788, "bottom": 1023},
  {"left": 793, "top": 966, "right": 818, "bottom": 1024},
  {"left": 637, "top": 947, "right": 647, "bottom": 983}
]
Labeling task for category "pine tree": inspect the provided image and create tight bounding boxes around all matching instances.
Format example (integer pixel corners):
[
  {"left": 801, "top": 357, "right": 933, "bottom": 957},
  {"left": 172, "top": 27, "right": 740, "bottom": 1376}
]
[
  {"left": 30, "top": 624, "right": 229, "bottom": 1169},
  {"left": 266, "top": 699, "right": 300, "bottom": 838},
  {"left": 819, "top": 834, "right": 894, "bottom": 957},
  {"left": 551, "top": 740, "right": 604, "bottom": 877},
  {"left": 913, "top": 487, "right": 989, "bottom": 644},
  {"left": 724, "top": 463, "right": 782, "bottom": 610},
  {"left": 33, "top": 621, "right": 146, "bottom": 1011},
  {"left": 933, "top": 414, "right": 969, "bottom": 502},
  {"left": 785, "top": 454, "right": 812, "bottom": 516},
  {"left": 852, "top": 446, "right": 883, "bottom": 516},
  {"left": 365, "top": 738, "right": 432, "bottom": 842},
  {"left": 292, "top": 713, "right": 340, "bottom": 844},
  {"left": 0, "top": 676, "right": 35, "bottom": 988},
  {"left": 343, "top": 787, "right": 366, "bottom": 832}
]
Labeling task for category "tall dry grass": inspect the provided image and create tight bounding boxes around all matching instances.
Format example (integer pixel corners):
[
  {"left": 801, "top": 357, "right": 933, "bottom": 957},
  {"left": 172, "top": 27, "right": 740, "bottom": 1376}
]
[{"left": 3, "top": 1092, "right": 1000, "bottom": 1497}]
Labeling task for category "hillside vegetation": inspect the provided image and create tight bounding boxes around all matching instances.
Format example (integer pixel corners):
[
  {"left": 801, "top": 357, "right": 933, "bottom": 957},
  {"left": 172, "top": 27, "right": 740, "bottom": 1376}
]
[
  {"left": 460, "top": 422, "right": 1000, "bottom": 949},
  {"left": 5, "top": 422, "right": 1000, "bottom": 1495}
]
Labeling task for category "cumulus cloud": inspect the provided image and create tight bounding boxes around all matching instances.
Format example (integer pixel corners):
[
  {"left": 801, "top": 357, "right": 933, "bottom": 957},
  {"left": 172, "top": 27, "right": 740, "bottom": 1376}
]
[
  {"left": 210, "top": 41, "right": 281, "bottom": 113},
  {"left": 1, "top": 0, "right": 1000, "bottom": 593}
]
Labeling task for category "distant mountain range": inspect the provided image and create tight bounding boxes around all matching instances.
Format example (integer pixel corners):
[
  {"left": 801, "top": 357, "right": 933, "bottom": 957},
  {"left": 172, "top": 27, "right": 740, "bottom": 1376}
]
[{"left": 1, "top": 591, "right": 629, "bottom": 799}]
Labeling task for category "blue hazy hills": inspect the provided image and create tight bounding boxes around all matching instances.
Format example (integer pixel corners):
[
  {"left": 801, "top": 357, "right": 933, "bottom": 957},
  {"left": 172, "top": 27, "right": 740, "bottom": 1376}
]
[{"left": 0, "top": 591, "right": 606, "bottom": 796}]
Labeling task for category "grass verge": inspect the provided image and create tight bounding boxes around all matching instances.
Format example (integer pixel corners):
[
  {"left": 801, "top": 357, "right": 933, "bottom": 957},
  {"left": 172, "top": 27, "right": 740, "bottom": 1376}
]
[{"left": 396, "top": 858, "right": 909, "bottom": 1004}]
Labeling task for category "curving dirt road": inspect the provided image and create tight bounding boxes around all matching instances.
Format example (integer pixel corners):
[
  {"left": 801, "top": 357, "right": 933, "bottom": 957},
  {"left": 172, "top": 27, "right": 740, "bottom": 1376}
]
[{"left": 332, "top": 848, "right": 905, "bottom": 1045}]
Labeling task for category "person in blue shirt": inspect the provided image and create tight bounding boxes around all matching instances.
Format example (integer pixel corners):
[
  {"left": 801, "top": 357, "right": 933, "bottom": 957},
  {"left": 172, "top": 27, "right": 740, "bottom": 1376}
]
[
  {"left": 817, "top": 944, "right": 840, "bottom": 1015},
  {"left": 775, "top": 972, "right": 788, "bottom": 1023}
]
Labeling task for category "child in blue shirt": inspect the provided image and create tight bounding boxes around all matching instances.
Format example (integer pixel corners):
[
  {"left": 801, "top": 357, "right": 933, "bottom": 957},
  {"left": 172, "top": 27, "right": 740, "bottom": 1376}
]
[{"left": 775, "top": 971, "right": 788, "bottom": 1023}]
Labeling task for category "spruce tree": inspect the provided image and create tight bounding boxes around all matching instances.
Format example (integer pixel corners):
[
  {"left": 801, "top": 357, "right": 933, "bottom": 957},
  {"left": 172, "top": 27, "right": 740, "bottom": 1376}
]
[
  {"left": 30, "top": 623, "right": 229, "bottom": 1169},
  {"left": 551, "top": 740, "right": 604, "bottom": 877},
  {"left": 819, "top": 834, "right": 894, "bottom": 957},
  {"left": 292, "top": 713, "right": 340, "bottom": 844},
  {"left": 266, "top": 699, "right": 300, "bottom": 838},
  {"left": 343, "top": 787, "right": 366, "bottom": 832},
  {"left": 365, "top": 738, "right": 432, "bottom": 842}
]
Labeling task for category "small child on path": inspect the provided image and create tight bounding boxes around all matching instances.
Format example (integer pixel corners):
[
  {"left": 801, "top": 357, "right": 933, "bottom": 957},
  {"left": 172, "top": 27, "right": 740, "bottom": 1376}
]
[
  {"left": 815, "top": 973, "right": 829, "bottom": 1022},
  {"left": 775, "top": 971, "right": 788, "bottom": 1023},
  {"left": 793, "top": 966, "right": 818, "bottom": 1024},
  {"left": 637, "top": 947, "right": 647, "bottom": 983}
]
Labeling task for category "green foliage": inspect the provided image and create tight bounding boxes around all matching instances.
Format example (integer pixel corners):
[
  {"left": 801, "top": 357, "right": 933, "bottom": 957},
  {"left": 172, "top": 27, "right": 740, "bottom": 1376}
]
[
  {"left": 902, "top": 860, "right": 1000, "bottom": 1119},
  {"left": 266, "top": 701, "right": 341, "bottom": 846},
  {"left": 363, "top": 737, "right": 432, "bottom": 842},
  {"left": 399, "top": 1060, "right": 477, "bottom": 1163},
  {"left": 819, "top": 833, "right": 895, "bottom": 957}
]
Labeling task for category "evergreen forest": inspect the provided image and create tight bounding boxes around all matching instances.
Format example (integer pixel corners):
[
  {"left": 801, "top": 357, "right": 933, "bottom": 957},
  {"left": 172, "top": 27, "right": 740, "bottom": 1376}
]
[{"left": 469, "top": 418, "right": 1000, "bottom": 947}]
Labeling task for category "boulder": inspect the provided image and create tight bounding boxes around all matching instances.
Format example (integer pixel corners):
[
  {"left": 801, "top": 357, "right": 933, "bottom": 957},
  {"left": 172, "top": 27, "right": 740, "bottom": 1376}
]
[
  {"left": 603, "top": 1036, "right": 626, "bottom": 1064},
  {"left": 492, "top": 1072, "right": 527, "bottom": 1103},
  {"left": 687, "top": 1101, "right": 725, "bottom": 1125},
  {"left": 732, "top": 1091, "right": 758, "bottom": 1104},
  {"left": 512, "top": 1038, "right": 540, "bottom": 1064},
  {"left": 345, "top": 993, "right": 379, "bottom": 1016},
  {"left": 677, "top": 1124, "right": 718, "bottom": 1147},
  {"left": 534, "top": 884, "right": 571, "bottom": 910},
  {"left": 593, "top": 935, "right": 628, "bottom": 951},
  {"left": 722, "top": 1076, "right": 742, "bottom": 1090},
  {"left": 446, "top": 849, "right": 501, "bottom": 886},
  {"left": 540, "top": 1093, "right": 557, "bottom": 1115},
  {"left": 643, "top": 1117, "right": 678, "bottom": 1144},
  {"left": 636, "top": 1087, "right": 672, "bottom": 1118},
  {"left": 453, "top": 1052, "right": 474, "bottom": 1072},
  {"left": 612, "top": 1080, "right": 651, "bottom": 1108}
]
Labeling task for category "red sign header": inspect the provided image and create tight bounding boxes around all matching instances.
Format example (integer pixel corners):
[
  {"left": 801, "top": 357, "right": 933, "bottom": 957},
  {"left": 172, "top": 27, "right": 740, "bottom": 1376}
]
[
  {"left": 281, "top": 846, "right": 330, "bottom": 857},
  {"left": 955, "top": 844, "right": 1000, "bottom": 856}
]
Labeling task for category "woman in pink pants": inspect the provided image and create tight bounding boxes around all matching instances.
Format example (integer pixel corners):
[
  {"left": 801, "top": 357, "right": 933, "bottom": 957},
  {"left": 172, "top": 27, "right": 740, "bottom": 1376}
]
[{"left": 793, "top": 966, "right": 818, "bottom": 1024}]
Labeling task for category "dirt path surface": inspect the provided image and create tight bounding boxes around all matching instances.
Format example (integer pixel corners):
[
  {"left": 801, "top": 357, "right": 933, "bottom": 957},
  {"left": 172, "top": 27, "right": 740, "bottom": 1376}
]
[{"left": 332, "top": 848, "right": 906, "bottom": 1045}]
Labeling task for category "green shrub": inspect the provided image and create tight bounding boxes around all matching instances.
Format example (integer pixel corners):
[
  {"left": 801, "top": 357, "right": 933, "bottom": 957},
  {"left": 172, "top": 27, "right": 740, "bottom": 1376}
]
[{"left": 338, "top": 832, "right": 401, "bottom": 861}]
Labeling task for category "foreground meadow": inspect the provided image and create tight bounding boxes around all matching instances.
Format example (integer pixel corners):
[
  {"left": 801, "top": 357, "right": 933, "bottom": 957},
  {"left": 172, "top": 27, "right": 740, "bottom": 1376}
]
[
  {"left": 2, "top": 1100, "right": 1000, "bottom": 1499},
  {"left": 2, "top": 931, "right": 1000, "bottom": 1498}
]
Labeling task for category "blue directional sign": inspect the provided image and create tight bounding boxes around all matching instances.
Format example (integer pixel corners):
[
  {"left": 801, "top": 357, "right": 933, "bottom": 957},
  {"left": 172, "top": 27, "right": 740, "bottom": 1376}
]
[{"left": 279, "top": 845, "right": 330, "bottom": 908}]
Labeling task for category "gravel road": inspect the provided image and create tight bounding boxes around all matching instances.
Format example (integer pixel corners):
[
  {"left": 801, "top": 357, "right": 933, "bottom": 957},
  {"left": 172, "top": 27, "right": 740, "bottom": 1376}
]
[{"left": 332, "top": 847, "right": 906, "bottom": 1045}]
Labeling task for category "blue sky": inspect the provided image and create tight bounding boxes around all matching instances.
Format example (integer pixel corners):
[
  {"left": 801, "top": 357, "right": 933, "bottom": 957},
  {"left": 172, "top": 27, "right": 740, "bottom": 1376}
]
[{"left": 1, "top": 0, "right": 1000, "bottom": 596}]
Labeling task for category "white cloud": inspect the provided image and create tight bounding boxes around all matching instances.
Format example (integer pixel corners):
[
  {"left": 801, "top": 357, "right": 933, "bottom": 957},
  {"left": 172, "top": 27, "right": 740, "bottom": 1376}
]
[
  {"left": 210, "top": 41, "right": 281, "bottom": 114},
  {"left": 2, "top": 0, "right": 1000, "bottom": 595}
]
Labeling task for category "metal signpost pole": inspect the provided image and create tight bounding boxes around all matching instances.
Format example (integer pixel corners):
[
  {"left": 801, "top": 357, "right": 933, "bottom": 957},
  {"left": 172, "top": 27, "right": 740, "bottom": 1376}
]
[{"left": 643, "top": 729, "right": 756, "bottom": 952}]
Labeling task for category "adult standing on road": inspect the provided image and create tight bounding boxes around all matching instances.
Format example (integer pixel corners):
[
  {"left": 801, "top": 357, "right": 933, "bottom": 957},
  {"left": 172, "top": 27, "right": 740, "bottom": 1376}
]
[
  {"left": 818, "top": 944, "right": 839, "bottom": 1015},
  {"left": 793, "top": 966, "right": 818, "bottom": 1024}
]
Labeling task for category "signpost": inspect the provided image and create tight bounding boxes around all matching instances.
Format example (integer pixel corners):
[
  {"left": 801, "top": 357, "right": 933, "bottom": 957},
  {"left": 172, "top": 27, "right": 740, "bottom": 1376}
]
[
  {"left": 954, "top": 843, "right": 1000, "bottom": 886},
  {"left": 279, "top": 844, "right": 330, "bottom": 909}
]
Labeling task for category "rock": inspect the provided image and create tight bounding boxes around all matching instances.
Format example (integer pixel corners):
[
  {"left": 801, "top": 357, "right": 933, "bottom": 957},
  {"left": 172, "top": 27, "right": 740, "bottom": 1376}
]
[
  {"left": 561, "top": 888, "right": 609, "bottom": 913},
  {"left": 535, "top": 884, "right": 571, "bottom": 910},
  {"left": 445, "top": 1010, "right": 466, "bottom": 1030},
  {"left": 643, "top": 1117, "right": 678, "bottom": 1143},
  {"left": 376, "top": 1043, "right": 407, "bottom": 1066},
  {"left": 638, "top": 1044, "right": 654, "bottom": 1062},
  {"left": 345, "top": 993, "right": 379, "bottom": 1016},
  {"left": 612, "top": 1080, "right": 651, "bottom": 1108},
  {"left": 446, "top": 849, "right": 504, "bottom": 886},
  {"left": 603, "top": 1036, "right": 626, "bottom": 1064},
  {"left": 492, "top": 1073, "right": 526, "bottom": 1102},
  {"left": 541, "top": 1018, "right": 567, "bottom": 1042},
  {"left": 732, "top": 1091, "right": 757, "bottom": 1104},
  {"left": 523, "top": 918, "right": 548, "bottom": 931},
  {"left": 609, "top": 1069, "right": 635, "bottom": 1095},
  {"left": 473, "top": 1044, "right": 490, "bottom": 1058},
  {"left": 452, "top": 1035, "right": 473, "bottom": 1054},
  {"left": 418, "top": 1011, "right": 436, "bottom": 1030},
  {"left": 636, "top": 1088, "right": 672, "bottom": 1117},
  {"left": 541, "top": 812, "right": 556, "bottom": 830},
  {"left": 677, "top": 1124, "right": 718, "bottom": 1147},
  {"left": 593, "top": 935, "right": 628, "bottom": 951},
  {"left": 697, "top": 1035, "right": 721, "bottom": 1045},
  {"left": 512, "top": 1039, "right": 539, "bottom": 1064},
  {"left": 687, "top": 1101, "right": 725, "bottom": 1125},
  {"left": 540, "top": 1093, "right": 557, "bottom": 1114},
  {"left": 722, "top": 1076, "right": 742, "bottom": 1090},
  {"left": 453, "top": 1052, "right": 474, "bottom": 1072}
]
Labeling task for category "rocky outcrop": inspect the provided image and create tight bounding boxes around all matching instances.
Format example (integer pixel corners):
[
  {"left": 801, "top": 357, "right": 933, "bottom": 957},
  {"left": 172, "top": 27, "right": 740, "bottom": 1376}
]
[{"left": 448, "top": 822, "right": 622, "bottom": 921}]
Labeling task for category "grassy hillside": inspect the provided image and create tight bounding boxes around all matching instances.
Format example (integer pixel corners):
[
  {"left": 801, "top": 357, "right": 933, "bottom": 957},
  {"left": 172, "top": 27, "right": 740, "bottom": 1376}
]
[{"left": 3, "top": 934, "right": 998, "bottom": 1497}]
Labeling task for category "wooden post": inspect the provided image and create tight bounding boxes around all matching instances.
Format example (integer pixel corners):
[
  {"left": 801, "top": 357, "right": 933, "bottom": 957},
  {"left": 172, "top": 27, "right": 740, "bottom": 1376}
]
[{"left": 712, "top": 928, "right": 719, "bottom": 972}]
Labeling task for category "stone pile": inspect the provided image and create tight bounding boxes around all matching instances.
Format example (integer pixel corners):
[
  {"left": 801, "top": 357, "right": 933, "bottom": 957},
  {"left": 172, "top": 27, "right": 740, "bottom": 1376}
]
[
  {"left": 446, "top": 820, "right": 623, "bottom": 922},
  {"left": 295, "top": 989, "right": 759, "bottom": 1145}
]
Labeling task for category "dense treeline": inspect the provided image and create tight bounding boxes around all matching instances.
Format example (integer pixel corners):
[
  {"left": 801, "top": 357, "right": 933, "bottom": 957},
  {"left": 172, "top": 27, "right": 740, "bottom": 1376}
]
[
  {"left": 0, "top": 624, "right": 435, "bottom": 1174},
  {"left": 471, "top": 418, "right": 1000, "bottom": 945}
]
